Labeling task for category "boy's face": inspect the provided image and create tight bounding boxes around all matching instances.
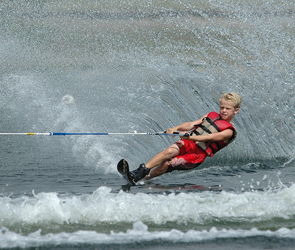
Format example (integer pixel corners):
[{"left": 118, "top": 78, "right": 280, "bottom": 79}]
[{"left": 219, "top": 98, "right": 239, "bottom": 122}]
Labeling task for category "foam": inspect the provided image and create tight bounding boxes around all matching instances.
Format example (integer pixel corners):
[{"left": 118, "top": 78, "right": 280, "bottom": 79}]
[
  {"left": 1, "top": 221, "right": 295, "bottom": 248},
  {"left": 1, "top": 184, "right": 295, "bottom": 228}
]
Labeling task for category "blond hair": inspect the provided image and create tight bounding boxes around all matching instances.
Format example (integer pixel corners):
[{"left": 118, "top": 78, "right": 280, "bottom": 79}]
[{"left": 220, "top": 92, "right": 242, "bottom": 109}]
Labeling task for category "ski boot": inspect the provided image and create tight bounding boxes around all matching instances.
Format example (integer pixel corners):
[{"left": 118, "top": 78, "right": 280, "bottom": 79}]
[{"left": 130, "top": 163, "right": 150, "bottom": 183}]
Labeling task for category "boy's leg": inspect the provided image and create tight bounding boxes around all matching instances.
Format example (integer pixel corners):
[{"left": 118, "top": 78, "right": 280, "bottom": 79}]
[
  {"left": 145, "top": 144, "right": 180, "bottom": 170},
  {"left": 130, "top": 144, "right": 180, "bottom": 183},
  {"left": 146, "top": 141, "right": 207, "bottom": 180},
  {"left": 144, "top": 161, "right": 170, "bottom": 180}
]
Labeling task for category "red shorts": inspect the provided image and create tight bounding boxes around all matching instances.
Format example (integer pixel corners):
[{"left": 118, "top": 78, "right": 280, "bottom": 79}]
[{"left": 166, "top": 139, "right": 207, "bottom": 172}]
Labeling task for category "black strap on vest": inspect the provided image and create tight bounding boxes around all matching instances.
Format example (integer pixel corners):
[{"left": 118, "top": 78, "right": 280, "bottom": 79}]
[
  {"left": 208, "top": 142, "right": 222, "bottom": 152},
  {"left": 193, "top": 116, "right": 221, "bottom": 135}
]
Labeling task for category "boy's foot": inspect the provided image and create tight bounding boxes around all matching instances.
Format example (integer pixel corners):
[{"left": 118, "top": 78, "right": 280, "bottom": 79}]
[{"left": 130, "top": 163, "right": 150, "bottom": 183}]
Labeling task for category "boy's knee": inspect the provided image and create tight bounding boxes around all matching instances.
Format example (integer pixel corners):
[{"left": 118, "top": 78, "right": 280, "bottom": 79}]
[{"left": 165, "top": 145, "right": 179, "bottom": 155}]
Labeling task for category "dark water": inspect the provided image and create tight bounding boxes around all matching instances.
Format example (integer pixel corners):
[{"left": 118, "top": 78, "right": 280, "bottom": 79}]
[{"left": 1, "top": 0, "right": 295, "bottom": 249}]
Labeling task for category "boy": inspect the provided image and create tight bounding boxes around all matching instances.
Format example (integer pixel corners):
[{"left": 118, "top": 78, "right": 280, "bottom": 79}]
[{"left": 130, "top": 92, "right": 242, "bottom": 183}]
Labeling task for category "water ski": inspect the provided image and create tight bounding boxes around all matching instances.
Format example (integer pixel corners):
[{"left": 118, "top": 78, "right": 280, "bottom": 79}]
[{"left": 117, "top": 159, "right": 136, "bottom": 186}]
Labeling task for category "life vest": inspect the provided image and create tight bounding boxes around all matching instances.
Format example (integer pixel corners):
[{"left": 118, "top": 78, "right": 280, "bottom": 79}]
[{"left": 190, "top": 111, "right": 236, "bottom": 157}]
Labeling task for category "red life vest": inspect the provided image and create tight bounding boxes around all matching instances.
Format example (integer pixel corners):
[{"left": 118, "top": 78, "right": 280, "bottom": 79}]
[{"left": 190, "top": 111, "right": 236, "bottom": 157}]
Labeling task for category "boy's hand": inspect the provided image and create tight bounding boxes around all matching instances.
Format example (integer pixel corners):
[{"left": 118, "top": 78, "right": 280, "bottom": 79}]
[
  {"left": 180, "top": 133, "right": 190, "bottom": 139},
  {"left": 165, "top": 129, "right": 189, "bottom": 138},
  {"left": 165, "top": 128, "right": 177, "bottom": 134}
]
